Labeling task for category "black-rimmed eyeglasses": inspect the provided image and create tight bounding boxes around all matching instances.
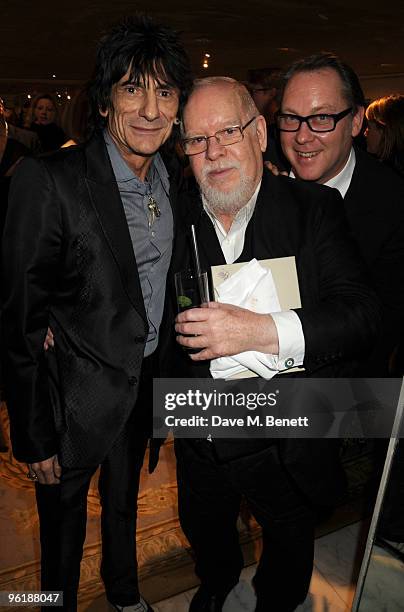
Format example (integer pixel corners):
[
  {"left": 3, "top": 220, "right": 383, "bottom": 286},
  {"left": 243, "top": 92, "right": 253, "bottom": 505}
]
[
  {"left": 276, "top": 107, "right": 353, "bottom": 133},
  {"left": 181, "top": 116, "right": 257, "bottom": 156}
]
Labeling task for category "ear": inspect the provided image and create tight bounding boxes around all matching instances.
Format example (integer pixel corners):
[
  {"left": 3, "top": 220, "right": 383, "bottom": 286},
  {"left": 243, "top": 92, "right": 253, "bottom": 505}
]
[
  {"left": 256, "top": 115, "right": 267, "bottom": 153},
  {"left": 351, "top": 106, "right": 365, "bottom": 138}
]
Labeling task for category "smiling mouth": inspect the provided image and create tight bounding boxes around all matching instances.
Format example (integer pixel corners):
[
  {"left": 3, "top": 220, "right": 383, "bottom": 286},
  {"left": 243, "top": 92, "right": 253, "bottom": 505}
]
[
  {"left": 131, "top": 125, "right": 164, "bottom": 132},
  {"left": 296, "top": 151, "right": 321, "bottom": 159}
]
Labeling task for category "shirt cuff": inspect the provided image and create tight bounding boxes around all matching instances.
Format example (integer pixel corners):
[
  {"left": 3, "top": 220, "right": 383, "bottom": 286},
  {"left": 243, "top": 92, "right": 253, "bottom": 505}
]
[{"left": 260, "top": 310, "right": 305, "bottom": 371}]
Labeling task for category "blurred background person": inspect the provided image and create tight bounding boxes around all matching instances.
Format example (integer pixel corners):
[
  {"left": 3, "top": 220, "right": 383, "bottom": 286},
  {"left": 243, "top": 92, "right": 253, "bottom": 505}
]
[
  {"left": 248, "top": 67, "right": 282, "bottom": 126},
  {"left": 365, "top": 94, "right": 404, "bottom": 545},
  {"left": 366, "top": 94, "right": 404, "bottom": 377},
  {"left": 1, "top": 96, "right": 30, "bottom": 448},
  {"left": 247, "top": 67, "right": 286, "bottom": 166},
  {"left": 28, "top": 93, "right": 66, "bottom": 152},
  {"left": 365, "top": 94, "right": 404, "bottom": 177},
  {"left": 0, "top": 97, "right": 29, "bottom": 233},
  {"left": 60, "top": 88, "right": 92, "bottom": 147},
  {"left": 0, "top": 94, "right": 40, "bottom": 152},
  {"left": 1, "top": 95, "right": 20, "bottom": 126}
]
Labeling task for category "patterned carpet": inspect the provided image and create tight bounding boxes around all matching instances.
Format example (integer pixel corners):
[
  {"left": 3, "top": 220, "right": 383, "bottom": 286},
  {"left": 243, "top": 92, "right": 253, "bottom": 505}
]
[{"left": 0, "top": 402, "right": 379, "bottom": 608}]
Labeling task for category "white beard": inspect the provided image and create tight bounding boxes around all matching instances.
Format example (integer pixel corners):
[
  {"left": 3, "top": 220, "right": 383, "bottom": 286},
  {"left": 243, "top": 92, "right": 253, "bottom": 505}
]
[{"left": 198, "top": 162, "right": 256, "bottom": 217}]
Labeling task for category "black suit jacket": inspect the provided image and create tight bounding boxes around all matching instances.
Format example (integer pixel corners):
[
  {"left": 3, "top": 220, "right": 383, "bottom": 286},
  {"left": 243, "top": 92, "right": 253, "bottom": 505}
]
[
  {"left": 169, "top": 169, "right": 379, "bottom": 376},
  {"left": 344, "top": 147, "right": 404, "bottom": 374},
  {"left": 1, "top": 132, "right": 179, "bottom": 468},
  {"left": 272, "top": 146, "right": 404, "bottom": 374},
  {"left": 168, "top": 169, "right": 380, "bottom": 504}
]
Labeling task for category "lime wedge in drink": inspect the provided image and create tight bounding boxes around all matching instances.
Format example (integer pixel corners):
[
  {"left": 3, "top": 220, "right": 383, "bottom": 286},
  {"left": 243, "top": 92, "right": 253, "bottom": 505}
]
[{"left": 178, "top": 295, "right": 193, "bottom": 308}]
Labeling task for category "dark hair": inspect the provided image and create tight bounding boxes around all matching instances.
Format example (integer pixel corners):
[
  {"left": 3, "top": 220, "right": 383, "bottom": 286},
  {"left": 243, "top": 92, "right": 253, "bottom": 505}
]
[
  {"left": 366, "top": 94, "right": 404, "bottom": 176},
  {"left": 88, "top": 15, "right": 193, "bottom": 128},
  {"left": 282, "top": 52, "right": 366, "bottom": 112},
  {"left": 247, "top": 67, "right": 283, "bottom": 92},
  {"left": 61, "top": 89, "right": 92, "bottom": 144}
]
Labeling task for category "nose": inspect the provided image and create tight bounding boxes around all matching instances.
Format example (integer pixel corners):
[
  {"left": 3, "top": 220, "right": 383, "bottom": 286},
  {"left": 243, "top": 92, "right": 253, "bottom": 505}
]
[
  {"left": 139, "top": 90, "right": 160, "bottom": 121},
  {"left": 205, "top": 136, "right": 226, "bottom": 161},
  {"left": 294, "top": 121, "right": 315, "bottom": 145}
]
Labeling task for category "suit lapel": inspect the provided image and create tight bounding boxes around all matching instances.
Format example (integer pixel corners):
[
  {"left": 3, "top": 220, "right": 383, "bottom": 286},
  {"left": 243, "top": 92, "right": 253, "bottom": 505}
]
[
  {"left": 197, "top": 210, "right": 227, "bottom": 268},
  {"left": 188, "top": 191, "right": 227, "bottom": 269},
  {"left": 174, "top": 183, "right": 226, "bottom": 272},
  {"left": 84, "top": 133, "right": 146, "bottom": 321},
  {"left": 239, "top": 170, "right": 292, "bottom": 262}
]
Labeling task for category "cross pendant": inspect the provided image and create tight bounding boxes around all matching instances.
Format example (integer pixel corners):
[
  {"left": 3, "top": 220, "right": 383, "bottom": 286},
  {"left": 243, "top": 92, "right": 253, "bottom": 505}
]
[{"left": 148, "top": 196, "right": 161, "bottom": 228}]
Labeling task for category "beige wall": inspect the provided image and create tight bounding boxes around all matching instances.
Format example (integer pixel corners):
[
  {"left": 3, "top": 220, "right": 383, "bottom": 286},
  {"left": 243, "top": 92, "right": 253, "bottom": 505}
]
[{"left": 360, "top": 74, "right": 404, "bottom": 101}]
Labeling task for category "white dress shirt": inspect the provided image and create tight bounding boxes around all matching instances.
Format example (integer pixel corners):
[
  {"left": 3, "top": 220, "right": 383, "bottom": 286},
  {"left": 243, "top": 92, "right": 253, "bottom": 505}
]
[{"left": 203, "top": 181, "right": 305, "bottom": 374}]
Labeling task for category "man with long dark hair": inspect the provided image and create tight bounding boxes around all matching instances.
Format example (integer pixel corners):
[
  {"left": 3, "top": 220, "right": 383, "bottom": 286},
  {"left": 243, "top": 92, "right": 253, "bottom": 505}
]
[{"left": 1, "top": 16, "right": 192, "bottom": 612}]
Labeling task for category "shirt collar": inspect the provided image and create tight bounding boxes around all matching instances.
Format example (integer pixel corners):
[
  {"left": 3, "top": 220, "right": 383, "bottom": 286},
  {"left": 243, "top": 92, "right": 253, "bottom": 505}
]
[
  {"left": 289, "top": 147, "right": 356, "bottom": 198},
  {"left": 203, "top": 180, "right": 262, "bottom": 235},
  {"left": 104, "top": 129, "right": 169, "bottom": 194},
  {"left": 323, "top": 147, "right": 356, "bottom": 197}
]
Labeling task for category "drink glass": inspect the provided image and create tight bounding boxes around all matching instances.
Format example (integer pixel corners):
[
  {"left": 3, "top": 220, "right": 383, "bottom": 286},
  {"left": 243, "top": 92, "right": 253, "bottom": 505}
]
[
  {"left": 175, "top": 269, "right": 210, "bottom": 311},
  {"left": 174, "top": 269, "right": 210, "bottom": 352}
]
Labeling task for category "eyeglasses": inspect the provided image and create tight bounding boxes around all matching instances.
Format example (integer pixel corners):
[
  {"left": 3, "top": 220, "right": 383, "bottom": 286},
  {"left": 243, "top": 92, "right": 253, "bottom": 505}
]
[
  {"left": 276, "top": 107, "right": 353, "bottom": 133},
  {"left": 181, "top": 116, "right": 257, "bottom": 156}
]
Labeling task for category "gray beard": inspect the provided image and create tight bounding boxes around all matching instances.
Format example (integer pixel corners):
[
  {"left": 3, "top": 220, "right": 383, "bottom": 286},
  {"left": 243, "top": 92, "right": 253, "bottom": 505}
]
[{"left": 199, "top": 172, "right": 256, "bottom": 217}]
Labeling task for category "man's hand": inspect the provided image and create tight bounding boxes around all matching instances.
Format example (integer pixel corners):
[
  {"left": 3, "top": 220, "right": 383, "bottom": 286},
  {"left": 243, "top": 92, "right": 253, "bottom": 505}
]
[
  {"left": 175, "top": 302, "right": 279, "bottom": 361},
  {"left": 264, "top": 160, "right": 288, "bottom": 177},
  {"left": 28, "top": 454, "right": 61, "bottom": 485}
]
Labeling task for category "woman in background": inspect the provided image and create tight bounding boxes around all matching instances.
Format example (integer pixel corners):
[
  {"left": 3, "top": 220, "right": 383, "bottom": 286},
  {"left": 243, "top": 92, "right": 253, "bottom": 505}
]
[
  {"left": 60, "top": 88, "right": 92, "bottom": 147},
  {"left": 29, "top": 93, "right": 66, "bottom": 152},
  {"left": 366, "top": 93, "right": 404, "bottom": 550},
  {"left": 365, "top": 94, "right": 404, "bottom": 177}
]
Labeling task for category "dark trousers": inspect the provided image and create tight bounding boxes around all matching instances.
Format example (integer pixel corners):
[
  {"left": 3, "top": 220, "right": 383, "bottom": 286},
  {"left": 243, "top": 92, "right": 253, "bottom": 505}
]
[
  {"left": 35, "top": 357, "right": 153, "bottom": 611},
  {"left": 175, "top": 439, "right": 315, "bottom": 612}
]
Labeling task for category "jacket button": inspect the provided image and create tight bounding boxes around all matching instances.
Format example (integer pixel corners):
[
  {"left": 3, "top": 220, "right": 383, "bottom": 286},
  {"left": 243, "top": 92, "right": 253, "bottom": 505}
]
[
  {"left": 285, "top": 358, "right": 294, "bottom": 368},
  {"left": 128, "top": 376, "right": 138, "bottom": 386},
  {"left": 134, "top": 335, "right": 145, "bottom": 343}
]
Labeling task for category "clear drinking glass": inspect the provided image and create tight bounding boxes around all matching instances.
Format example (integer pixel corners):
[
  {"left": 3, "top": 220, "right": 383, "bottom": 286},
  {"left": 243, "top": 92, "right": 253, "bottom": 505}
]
[{"left": 174, "top": 269, "right": 210, "bottom": 353}]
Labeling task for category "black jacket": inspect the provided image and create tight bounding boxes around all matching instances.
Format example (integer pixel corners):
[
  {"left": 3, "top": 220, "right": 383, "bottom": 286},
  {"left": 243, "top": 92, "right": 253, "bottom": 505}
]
[
  {"left": 1, "top": 132, "right": 180, "bottom": 467},
  {"left": 167, "top": 169, "right": 380, "bottom": 504},
  {"left": 343, "top": 147, "right": 404, "bottom": 374}
]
